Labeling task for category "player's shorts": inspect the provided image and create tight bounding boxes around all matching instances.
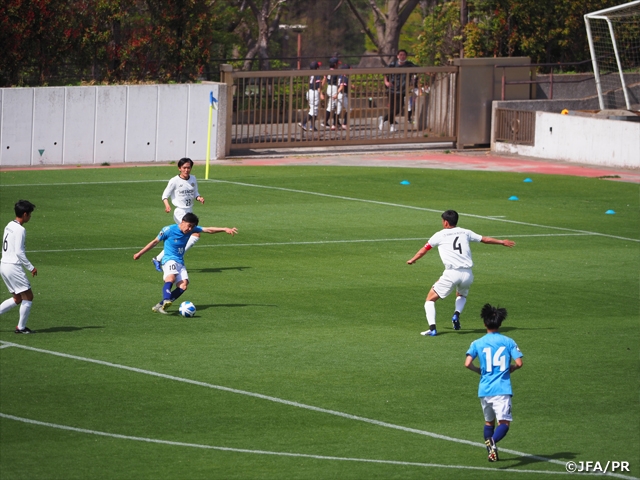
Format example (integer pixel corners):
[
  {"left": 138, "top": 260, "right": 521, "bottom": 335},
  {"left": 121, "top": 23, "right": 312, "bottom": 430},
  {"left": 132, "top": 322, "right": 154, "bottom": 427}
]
[
  {"left": 432, "top": 268, "right": 473, "bottom": 299},
  {"left": 162, "top": 260, "right": 189, "bottom": 283},
  {"left": 306, "top": 89, "right": 320, "bottom": 116},
  {"left": 0, "top": 262, "right": 31, "bottom": 294},
  {"left": 337, "top": 93, "right": 349, "bottom": 115},
  {"left": 480, "top": 395, "right": 513, "bottom": 422},
  {"left": 326, "top": 85, "right": 339, "bottom": 112},
  {"left": 173, "top": 207, "right": 193, "bottom": 225}
]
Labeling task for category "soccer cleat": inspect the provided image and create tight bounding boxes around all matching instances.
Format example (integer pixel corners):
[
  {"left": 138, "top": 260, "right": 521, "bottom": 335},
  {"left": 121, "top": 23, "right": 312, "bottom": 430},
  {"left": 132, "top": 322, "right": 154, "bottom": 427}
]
[
  {"left": 420, "top": 329, "right": 437, "bottom": 336},
  {"left": 452, "top": 312, "right": 461, "bottom": 330},
  {"left": 390, "top": 124, "right": 397, "bottom": 132},
  {"left": 330, "top": 125, "right": 336, "bottom": 130},
  {"left": 152, "top": 258, "right": 162, "bottom": 272},
  {"left": 298, "top": 122, "right": 307, "bottom": 131},
  {"left": 152, "top": 300, "right": 172, "bottom": 314},
  {"left": 378, "top": 116, "right": 385, "bottom": 131},
  {"left": 485, "top": 438, "right": 499, "bottom": 462},
  {"left": 341, "top": 124, "right": 348, "bottom": 130},
  {"left": 15, "top": 327, "right": 33, "bottom": 334}
]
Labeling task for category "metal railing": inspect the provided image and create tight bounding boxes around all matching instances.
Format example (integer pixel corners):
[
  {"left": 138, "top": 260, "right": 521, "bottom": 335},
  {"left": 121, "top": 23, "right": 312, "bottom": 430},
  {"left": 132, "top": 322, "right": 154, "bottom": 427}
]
[
  {"left": 220, "top": 65, "right": 458, "bottom": 152},
  {"left": 494, "top": 109, "right": 536, "bottom": 145}
]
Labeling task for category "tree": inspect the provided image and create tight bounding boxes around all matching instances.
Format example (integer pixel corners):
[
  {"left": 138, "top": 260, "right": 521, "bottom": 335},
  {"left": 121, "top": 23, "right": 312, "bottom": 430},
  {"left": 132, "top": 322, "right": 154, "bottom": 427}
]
[{"left": 339, "top": 0, "right": 422, "bottom": 63}]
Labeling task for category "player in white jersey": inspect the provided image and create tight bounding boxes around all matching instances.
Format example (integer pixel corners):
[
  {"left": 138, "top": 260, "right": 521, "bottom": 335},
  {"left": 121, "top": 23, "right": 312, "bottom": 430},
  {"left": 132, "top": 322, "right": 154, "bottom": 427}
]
[
  {"left": 0, "top": 200, "right": 37, "bottom": 334},
  {"left": 151, "top": 157, "right": 205, "bottom": 271},
  {"left": 407, "top": 210, "right": 515, "bottom": 336}
]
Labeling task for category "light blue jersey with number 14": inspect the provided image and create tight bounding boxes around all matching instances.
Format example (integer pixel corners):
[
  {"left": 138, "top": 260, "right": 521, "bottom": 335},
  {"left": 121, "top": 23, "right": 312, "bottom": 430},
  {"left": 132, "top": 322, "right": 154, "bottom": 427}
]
[
  {"left": 157, "top": 224, "right": 203, "bottom": 265},
  {"left": 466, "top": 332, "right": 523, "bottom": 397}
]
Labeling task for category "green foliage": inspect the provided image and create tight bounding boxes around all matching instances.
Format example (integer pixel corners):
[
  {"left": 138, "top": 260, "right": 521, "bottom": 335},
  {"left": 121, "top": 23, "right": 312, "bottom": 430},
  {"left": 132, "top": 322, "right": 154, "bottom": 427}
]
[{"left": 412, "top": 0, "right": 628, "bottom": 69}]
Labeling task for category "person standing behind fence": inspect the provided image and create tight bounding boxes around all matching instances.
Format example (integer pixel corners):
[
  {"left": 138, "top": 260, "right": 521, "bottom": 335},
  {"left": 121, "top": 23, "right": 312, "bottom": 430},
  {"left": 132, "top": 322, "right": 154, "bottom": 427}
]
[
  {"left": 337, "top": 64, "right": 351, "bottom": 130},
  {"left": 322, "top": 57, "right": 342, "bottom": 130},
  {"left": 378, "top": 50, "right": 416, "bottom": 132},
  {"left": 299, "top": 61, "right": 323, "bottom": 131}
]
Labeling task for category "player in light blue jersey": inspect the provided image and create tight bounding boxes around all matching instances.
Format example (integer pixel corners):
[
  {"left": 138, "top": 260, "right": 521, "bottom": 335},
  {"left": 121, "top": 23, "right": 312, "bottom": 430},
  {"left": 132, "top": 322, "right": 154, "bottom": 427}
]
[
  {"left": 465, "top": 304, "right": 523, "bottom": 462},
  {"left": 134, "top": 213, "right": 237, "bottom": 314}
]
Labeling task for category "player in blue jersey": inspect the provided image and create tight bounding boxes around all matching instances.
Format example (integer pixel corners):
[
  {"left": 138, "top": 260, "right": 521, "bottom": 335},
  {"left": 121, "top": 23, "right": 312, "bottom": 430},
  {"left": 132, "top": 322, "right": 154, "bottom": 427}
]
[
  {"left": 465, "top": 304, "right": 523, "bottom": 462},
  {"left": 134, "top": 213, "right": 237, "bottom": 314}
]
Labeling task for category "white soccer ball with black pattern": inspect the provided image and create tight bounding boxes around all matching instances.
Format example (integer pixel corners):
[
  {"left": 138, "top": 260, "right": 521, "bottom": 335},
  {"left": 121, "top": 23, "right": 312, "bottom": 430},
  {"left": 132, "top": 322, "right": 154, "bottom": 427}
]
[{"left": 179, "top": 301, "right": 196, "bottom": 317}]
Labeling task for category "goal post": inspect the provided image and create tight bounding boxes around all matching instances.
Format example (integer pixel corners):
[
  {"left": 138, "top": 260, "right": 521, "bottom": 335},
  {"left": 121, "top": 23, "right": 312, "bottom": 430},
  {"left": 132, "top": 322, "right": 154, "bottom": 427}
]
[{"left": 584, "top": 0, "right": 640, "bottom": 110}]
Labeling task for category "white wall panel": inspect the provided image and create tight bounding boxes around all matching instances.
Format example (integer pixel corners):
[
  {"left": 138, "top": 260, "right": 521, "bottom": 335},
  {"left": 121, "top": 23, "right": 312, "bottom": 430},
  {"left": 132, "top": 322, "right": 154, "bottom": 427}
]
[
  {"left": 95, "top": 86, "right": 127, "bottom": 164},
  {"left": 1, "top": 89, "right": 33, "bottom": 166},
  {"left": 64, "top": 87, "right": 96, "bottom": 164},
  {"left": 157, "top": 84, "right": 189, "bottom": 161},
  {"left": 126, "top": 86, "right": 158, "bottom": 162},
  {"left": 186, "top": 84, "right": 217, "bottom": 160},
  {"left": 33, "top": 88, "right": 65, "bottom": 165}
]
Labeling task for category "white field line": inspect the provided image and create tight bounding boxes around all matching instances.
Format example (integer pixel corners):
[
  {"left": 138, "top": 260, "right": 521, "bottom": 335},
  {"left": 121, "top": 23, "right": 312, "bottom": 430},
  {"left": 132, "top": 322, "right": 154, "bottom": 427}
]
[
  {"left": 26, "top": 233, "right": 593, "bottom": 254},
  {"left": 1, "top": 178, "right": 637, "bottom": 243},
  {"left": 0, "top": 342, "right": 592, "bottom": 474},
  {"left": 0, "top": 413, "right": 578, "bottom": 478},
  {"left": 2, "top": 345, "right": 637, "bottom": 479},
  {"left": 208, "top": 179, "right": 639, "bottom": 243}
]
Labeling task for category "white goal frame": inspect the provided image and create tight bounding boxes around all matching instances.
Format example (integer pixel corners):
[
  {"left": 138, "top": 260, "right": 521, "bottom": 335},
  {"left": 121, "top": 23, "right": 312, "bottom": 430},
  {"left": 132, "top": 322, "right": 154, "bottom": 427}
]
[{"left": 584, "top": 0, "right": 640, "bottom": 110}]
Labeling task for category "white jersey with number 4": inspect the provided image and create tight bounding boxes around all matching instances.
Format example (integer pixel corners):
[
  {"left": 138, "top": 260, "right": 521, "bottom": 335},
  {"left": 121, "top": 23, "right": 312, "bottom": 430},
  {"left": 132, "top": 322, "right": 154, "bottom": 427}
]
[
  {"left": 427, "top": 227, "right": 482, "bottom": 270},
  {"left": 1, "top": 221, "right": 34, "bottom": 271},
  {"left": 162, "top": 175, "right": 200, "bottom": 210}
]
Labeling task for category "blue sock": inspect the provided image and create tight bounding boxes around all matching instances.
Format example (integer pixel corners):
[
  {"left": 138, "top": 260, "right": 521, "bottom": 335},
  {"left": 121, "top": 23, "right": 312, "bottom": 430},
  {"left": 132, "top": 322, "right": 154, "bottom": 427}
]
[
  {"left": 169, "top": 288, "right": 185, "bottom": 302},
  {"left": 493, "top": 423, "right": 509, "bottom": 443},
  {"left": 484, "top": 425, "right": 495, "bottom": 440},
  {"left": 163, "top": 282, "right": 173, "bottom": 301}
]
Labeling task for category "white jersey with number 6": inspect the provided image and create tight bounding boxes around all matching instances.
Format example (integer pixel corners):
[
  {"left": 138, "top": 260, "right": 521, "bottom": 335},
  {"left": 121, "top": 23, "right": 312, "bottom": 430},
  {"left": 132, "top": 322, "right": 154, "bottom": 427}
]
[
  {"left": 162, "top": 175, "right": 200, "bottom": 211},
  {"left": 427, "top": 227, "right": 482, "bottom": 270},
  {"left": 2, "top": 221, "right": 34, "bottom": 271}
]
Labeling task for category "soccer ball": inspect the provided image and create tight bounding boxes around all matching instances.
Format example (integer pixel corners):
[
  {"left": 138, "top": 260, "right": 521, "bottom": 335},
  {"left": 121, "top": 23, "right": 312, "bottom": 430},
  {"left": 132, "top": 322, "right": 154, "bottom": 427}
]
[{"left": 179, "top": 301, "right": 196, "bottom": 317}]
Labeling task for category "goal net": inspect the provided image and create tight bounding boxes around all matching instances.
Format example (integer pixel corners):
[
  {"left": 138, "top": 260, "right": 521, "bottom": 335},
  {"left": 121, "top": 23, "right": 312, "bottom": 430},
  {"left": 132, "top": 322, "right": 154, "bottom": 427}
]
[{"left": 584, "top": 0, "right": 640, "bottom": 110}]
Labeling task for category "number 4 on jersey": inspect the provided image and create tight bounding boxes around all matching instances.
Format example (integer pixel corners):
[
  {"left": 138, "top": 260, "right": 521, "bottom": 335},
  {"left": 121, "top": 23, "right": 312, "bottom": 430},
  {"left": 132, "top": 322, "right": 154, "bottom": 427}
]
[{"left": 453, "top": 236, "right": 462, "bottom": 254}]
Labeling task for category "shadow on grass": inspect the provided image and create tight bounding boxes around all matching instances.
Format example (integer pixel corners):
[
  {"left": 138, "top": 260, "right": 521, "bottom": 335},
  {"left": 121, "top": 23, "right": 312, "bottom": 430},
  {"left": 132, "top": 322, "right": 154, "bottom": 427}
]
[
  {"left": 191, "top": 266, "right": 251, "bottom": 274},
  {"left": 196, "top": 303, "right": 278, "bottom": 311},
  {"left": 29, "top": 326, "right": 105, "bottom": 334},
  {"left": 501, "top": 451, "right": 579, "bottom": 470},
  {"left": 454, "top": 326, "right": 556, "bottom": 335}
]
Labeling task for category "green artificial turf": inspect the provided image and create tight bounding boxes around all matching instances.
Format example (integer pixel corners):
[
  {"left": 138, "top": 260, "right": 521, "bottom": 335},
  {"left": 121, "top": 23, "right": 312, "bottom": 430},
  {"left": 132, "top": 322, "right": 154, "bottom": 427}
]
[{"left": 0, "top": 165, "right": 638, "bottom": 479}]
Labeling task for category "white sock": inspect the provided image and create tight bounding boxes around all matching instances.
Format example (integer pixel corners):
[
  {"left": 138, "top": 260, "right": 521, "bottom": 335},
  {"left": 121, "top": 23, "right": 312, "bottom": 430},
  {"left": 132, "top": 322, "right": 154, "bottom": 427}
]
[
  {"left": 155, "top": 250, "right": 165, "bottom": 262},
  {"left": 425, "top": 301, "right": 436, "bottom": 327},
  {"left": 18, "top": 300, "right": 32, "bottom": 330},
  {"left": 455, "top": 296, "right": 467, "bottom": 314},
  {"left": 185, "top": 235, "right": 200, "bottom": 252},
  {"left": 0, "top": 298, "right": 18, "bottom": 315}
]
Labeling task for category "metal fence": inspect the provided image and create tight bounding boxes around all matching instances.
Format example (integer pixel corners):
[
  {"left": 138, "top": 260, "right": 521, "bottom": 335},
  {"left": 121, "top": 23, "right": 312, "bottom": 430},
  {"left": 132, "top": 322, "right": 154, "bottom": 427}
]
[
  {"left": 494, "top": 109, "right": 536, "bottom": 146},
  {"left": 220, "top": 65, "right": 458, "bottom": 151}
]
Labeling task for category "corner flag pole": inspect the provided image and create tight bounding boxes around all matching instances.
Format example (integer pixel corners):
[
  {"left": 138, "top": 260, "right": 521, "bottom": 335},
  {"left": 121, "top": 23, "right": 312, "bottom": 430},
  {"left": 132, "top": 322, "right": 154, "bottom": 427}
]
[{"left": 205, "top": 91, "right": 218, "bottom": 180}]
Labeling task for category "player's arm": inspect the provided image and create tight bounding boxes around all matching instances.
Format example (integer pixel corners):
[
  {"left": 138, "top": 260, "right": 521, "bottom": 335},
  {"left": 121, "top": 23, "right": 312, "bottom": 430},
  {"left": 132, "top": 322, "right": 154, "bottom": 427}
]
[
  {"left": 465, "top": 354, "right": 481, "bottom": 375},
  {"left": 407, "top": 243, "right": 432, "bottom": 264},
  {"left": 201, "top": 227, "right": 238, "bottom": 236},
  {"left": 16, "top": 231, "right": 36, "bottom": 275},
  {"left": 510, "top": 357, "right": 523, "bottom": 373},
  {"left": 133, "top": 238, "right": 160, "bottom": 260},
  {"left": 481, "top": 236, "right": 515, "bottom": 247},
  {"left": 162, "top": 180, "right": 175, "bottom": 213}
]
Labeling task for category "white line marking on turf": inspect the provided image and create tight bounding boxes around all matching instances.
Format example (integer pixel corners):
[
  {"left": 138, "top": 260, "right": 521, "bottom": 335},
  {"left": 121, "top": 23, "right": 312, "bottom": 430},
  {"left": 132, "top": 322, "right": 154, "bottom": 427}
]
[
  {"left": 0, "top": 343, "right": 14, "bottom": 349},
  {"left": 0, "top": 413, "right": 607, "bottom": 478},
  {"left": 0, "top": 342, "right": 587, "bottom": 473},
  {"left": 2, "top": 178, "right": 636, "bottom": 242},
  {"left": 25, "top": 233, "right": 594, "bottom": 254},
  {"left": 207, "top": 179, "right": 639, "bottom": 243}
]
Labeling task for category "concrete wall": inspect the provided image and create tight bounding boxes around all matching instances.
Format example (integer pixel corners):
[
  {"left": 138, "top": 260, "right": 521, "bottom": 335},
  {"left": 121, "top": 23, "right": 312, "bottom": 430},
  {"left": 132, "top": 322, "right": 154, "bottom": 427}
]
[
  {"left": 492, "top": 109, "right": 640, "bottom": 168},
  {"left": 0, "top": 83, "right": 223, "bottom": 166}
]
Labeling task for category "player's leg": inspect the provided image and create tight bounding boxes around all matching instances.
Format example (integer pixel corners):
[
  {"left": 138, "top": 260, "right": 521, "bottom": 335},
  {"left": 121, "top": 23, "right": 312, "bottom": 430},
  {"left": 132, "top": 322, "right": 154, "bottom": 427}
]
[
  {"left": 0, "top": 268, "right": 21, "bottom": 315},
  {"left": 168, "top": 269, "right": 189, "bottom": 303},
  {"left": 422, "top": 271, "right": 454, "bottom": 336},
  {"left": 492, "top": 395, "right": 513, "bottom": 444},
  {"left": 480, "top": 397, "right": 499, "bottom": 462},
  {"left": 153, "top": 265, "right": 177, "bottom": 313},
  {"left": 452, "top": 270, "right": 473, "bottom": 330},
  {"left": 185, "top": 232, "right": 200, "bottom": 252},
  {"left": 0, "top": 295, "right": 20, "bottom": 315},
  {"left": 16, "top": 289, "right": 34, "bottom": 332},
  {"left": 421, "top": 288, "right": 441, "bottom": 336}
]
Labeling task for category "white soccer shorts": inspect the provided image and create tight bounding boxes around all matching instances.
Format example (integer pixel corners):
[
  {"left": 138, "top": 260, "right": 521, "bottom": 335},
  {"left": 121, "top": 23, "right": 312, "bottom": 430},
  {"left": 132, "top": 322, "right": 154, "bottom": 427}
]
[
  {"left": 326, "top": 85, "right": 339, "bottom": 112},
  {"left": 337, "top": 93, "right": 349, "bottom": 115},
  {"left": 481, "top": 395, "right": 513, "bottom": 422},
  {"left": 306, "top": 89, "right": 320, "bottom": 116},
  {"left": 173, "top": 207, "right": 193, "bottom": 225},
  {"left": 162, "top": 260, "right": 189, "bottom": 283},
  {"left": 432, "top": 268, "right": 474, "bottom": 299},
  {"left": 0, "top": 263, "right": 31, "bottom": 294}
]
